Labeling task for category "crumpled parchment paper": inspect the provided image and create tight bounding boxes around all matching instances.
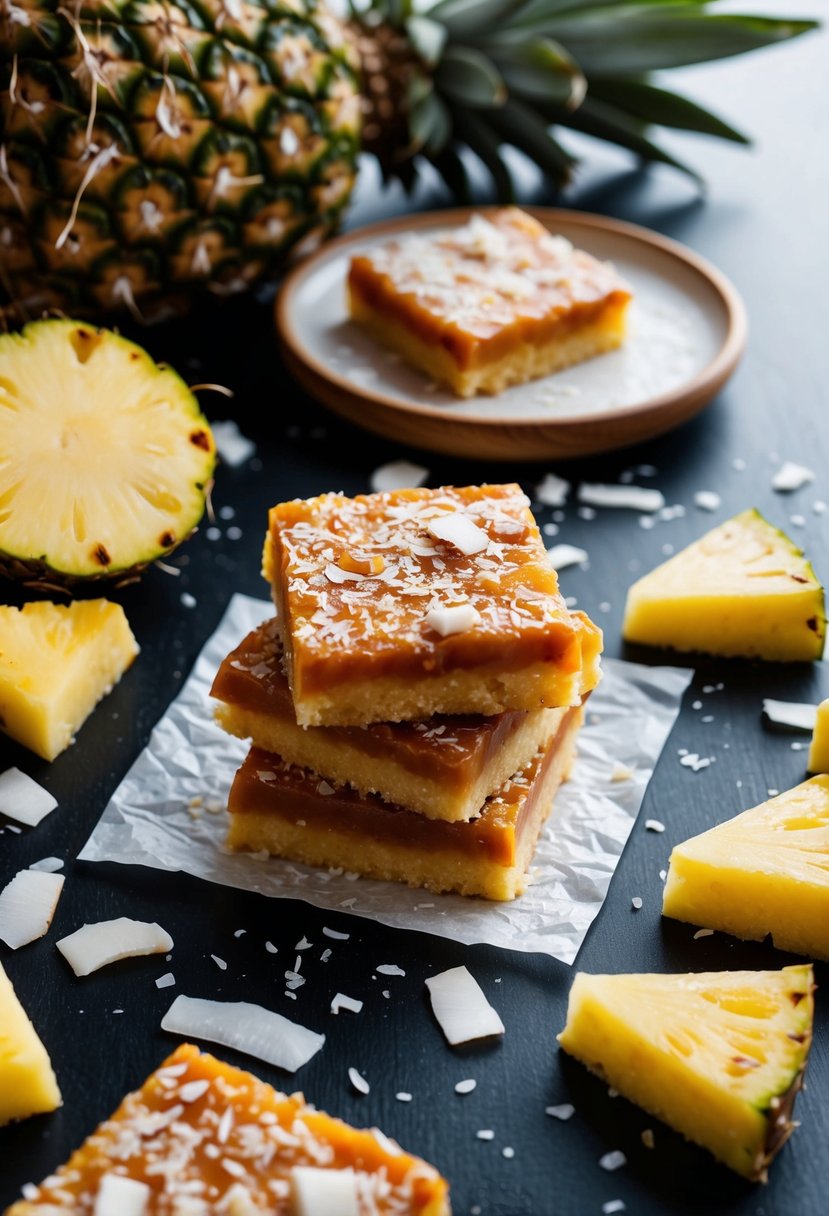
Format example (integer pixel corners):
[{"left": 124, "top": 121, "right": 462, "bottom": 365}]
[{"left": 80, "top": 594, "right": 692, "bottom": 963}]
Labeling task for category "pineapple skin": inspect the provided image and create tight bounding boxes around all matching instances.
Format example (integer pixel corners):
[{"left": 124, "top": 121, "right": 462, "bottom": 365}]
[
  {"left": 807, "top": 699, "right": 829, "bottom": 773},
  {"left": 622, "top": 509, "right": 826, "bottom": 661},
  {"left": 663, "top": 777, "right": 829, "bottom": 961},
  {"left": 0, "top": 0, "right": 362, "bottom": 322},
  {"left": 558, "top": 966, "right": 814, "bottom": 1181},
  {"left": 0, "top": 600, "right": 139, "bottom": 761},
  {"left": 0, "top": 962, "right": 62, "bottom": 1126}
]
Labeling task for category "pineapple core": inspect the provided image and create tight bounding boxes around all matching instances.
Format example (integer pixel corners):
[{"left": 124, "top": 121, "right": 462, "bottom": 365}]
[
  {"left": 0, "top": 600, "right": 139, "bottom": 761},
  {"left": 0, "top": 960, "right": 61, "bottom": 1126}
]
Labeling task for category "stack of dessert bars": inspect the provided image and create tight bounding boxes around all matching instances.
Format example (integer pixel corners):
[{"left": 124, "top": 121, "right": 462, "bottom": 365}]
[{"left": 211, "top": 483, "right": 601, "bottom": 901}]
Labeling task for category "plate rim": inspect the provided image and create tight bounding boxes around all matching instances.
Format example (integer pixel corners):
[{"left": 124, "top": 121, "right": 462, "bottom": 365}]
[{"left": 276, "top": 205, "right": 747, "bottom": 433}]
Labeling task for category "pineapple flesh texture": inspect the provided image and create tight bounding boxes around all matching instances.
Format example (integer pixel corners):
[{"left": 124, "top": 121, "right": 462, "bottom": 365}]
[
  {"left": 0, "top": 600, "right": 139, "bottom": 761},
  {"left": 807, "top": 699, "right": 829, "bottom": 773},
  {"left": 0, "top": 319, "right": 216, "bottom": 583},
  {"left": 622, "top": 509, "right": 825, "bottom": 661},
  {"left": 0, "top": 961, "right": 61, "bottom": 1126},
  {"left": 663, "top": 777, "right": 829, "bottom": 961},
  {"left": 558, "top": 965, "right": 814, "bottom": 1182}
]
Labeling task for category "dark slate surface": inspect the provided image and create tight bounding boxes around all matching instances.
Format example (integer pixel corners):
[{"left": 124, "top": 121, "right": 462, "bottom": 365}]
[{"left": 1, "top": 22, "right": 827, "bottom": 1216}]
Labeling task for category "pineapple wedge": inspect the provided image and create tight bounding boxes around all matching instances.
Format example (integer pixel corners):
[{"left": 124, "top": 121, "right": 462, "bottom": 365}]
[
  {"left": 0, "top": 319, "right": 215, "bottom": 587},
  {"left": 807, "top": 699, "right": 829, "bottom": 772},
  {"left": 558, "top": 965, "right": 814, "bottom": 1181},
  {"left": 663, "top": 778, "right": 829, "bottom": 960},
  {"left": 0, "top": 600, "right": 139, "bottom": 761},
  {"left": 0, "top": 961, "right": 61, "bottom": 1125},
  {"left": 622, "top": 509, "right": 825, "bottom": 660}
]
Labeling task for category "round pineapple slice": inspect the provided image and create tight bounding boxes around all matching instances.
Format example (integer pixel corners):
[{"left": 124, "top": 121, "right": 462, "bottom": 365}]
[{"left": 0, "top": 319, "right": 216, "bottom": 586}]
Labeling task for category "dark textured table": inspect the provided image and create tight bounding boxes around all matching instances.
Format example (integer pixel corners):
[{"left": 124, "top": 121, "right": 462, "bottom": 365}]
[{"left": 1, "top": 21, "right": 827, "bottom": 1216}]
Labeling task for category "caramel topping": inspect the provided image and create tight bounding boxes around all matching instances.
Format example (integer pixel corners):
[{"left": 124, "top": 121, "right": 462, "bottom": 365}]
[
  {"left": 14, "top": 1044, "right": 448, "bottom": 1215},
  {"left": 267, "top": 483, "right": 586, "bottom": 692}
]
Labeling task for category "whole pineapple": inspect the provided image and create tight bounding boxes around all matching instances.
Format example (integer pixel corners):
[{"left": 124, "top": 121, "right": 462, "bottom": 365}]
[{"left": 0, "top": 0, "right": 815, "bottom": 323}]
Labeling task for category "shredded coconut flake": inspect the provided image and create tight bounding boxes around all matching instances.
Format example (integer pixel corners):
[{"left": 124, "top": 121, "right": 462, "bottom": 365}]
[
  {"left": 547, "top": 544, "right": 589, "bottom": 571},
  {"left": 772, "top": 461, "right": 815, "bottom": 492},
  {"left": 0, "top": 869, "right": 64, "bottom": 949},
  {"left": 578, "top": 484, "right": 665, "bottom": 513},
  {"left": 376, "top": 963, "right": 405, "bottom": 977},
  {"left": 535, "top": 473, "right": 571, "bottom": 507},
  {"left": 599, "top": 1150, "right": 627, "bottom": 1172},
  {"left": 425, "top": 965, "right": 505, "bottom": 1046},
  {"left": 330, "top": 993, "right": 363, "bottom": 1015},
  {"left": 645, "top": 819, "right": 665, "bottom": 833},
  {"left": 155, "top": 972, "right": 176, "bottom": 989},
  {"left": 57, "top": 918, "right": 172, "bottom": 977},
  {"left": 322, "top": 926, "right": 350, "bottom": 940},
  {"left": 0, "top": 768, "right": 58, "bottom": 827},
  {"left": 545, "top": 1103, "right": 575, "bottom": 1121},
  {"left": 693, "top": 490, "right": 721, "bottom": 511},
  {"left": 426, "top": 511, "right": 489, "bottom": 555},
  {"left": 454, "top": 1078, "right": 477, "bottom": 1095},
  {"left": 93, "top": 1173, "right": 150, "bottom": 1216},
  {"left": 369, "top": 460, "right": 429, "bottom": 494},
  {"left": 290, "top": 1165, "right": 360, "bottom": 1216},
  {"left": 161, "top": 994, "right": 324, "bottom": 1072},
  {"left": 212, "top": 420, "right": 255, "bottom": 468},
  {"left": 694, "top": 928, "right": 715, "bottom": 940},
  {"left": 395, "top": 1092, "right": 412, "bottom": 1102},
  {"left": 631, "top": 897, "right": 643, "bottom": 911},
  {"left": 762, "top": 699, "right": 817, "bottom": 732},
  {"left": 424, "top": 602, "right": 481, "bottom": 637},
  {"left": 603, "top": 1201, "right": 627, "bottom": 1214},
  {"left": 348, "top": 1066, "right": 370, "bottom": 1095},
  {"left": 28, "top": 857, "right": 64, "bottom": 873}
]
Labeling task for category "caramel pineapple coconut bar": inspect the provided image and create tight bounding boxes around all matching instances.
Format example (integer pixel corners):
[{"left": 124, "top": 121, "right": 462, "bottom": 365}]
[
  {"left": 212, "top": 619, "right": 563, "bottom": 822},
  {"left": 262, "top": 483, "right": 602, "bottom": 727},
  {"left": 347, "top": 208, "right": 632, "bottom": 397},
  {"left": 5, "top": 1043, "right": 451, "bottom": 1216},
  {"left": 227, "top": 707, "right": 583, "bottom": 901}
]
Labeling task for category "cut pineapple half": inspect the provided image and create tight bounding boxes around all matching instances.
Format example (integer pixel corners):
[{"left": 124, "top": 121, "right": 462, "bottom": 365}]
[
  {"left": 622, "top": 509, "right": 825, "bottom": 661},
  {"left": 807, "top": 699, "right": 829, "bottom": 773},
  {"left": 558, "top": 965, "right": 814, "bottom": 1181},
  {"left": 0, "top": 600, "right": 139, "bottom": 761},
  {"left": 0, "top": 319, "right": 216, "bottom": 585},
  {"left": 663, "top": 777, "right": 829, "bottom": 960}
]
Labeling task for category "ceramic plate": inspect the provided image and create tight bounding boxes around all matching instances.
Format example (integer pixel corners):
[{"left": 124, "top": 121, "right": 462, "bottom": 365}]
[{"left": 276, "top": 207, "right": 746, "bottom": 461}]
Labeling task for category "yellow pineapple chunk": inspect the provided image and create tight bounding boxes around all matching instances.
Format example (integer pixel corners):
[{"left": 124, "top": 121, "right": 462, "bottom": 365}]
[
  {"left": 663, "top": 777, "right": 829, "bottom": 960},
  {"left": 0, "top": 960, "right": 61, "bottom": 1125},
  {"left": 807, "top": 699, "right": 829, "bottom": 773},
  {"left": 0, "top": 600, "right": 139, "bottom": 761},
  {"left": 622, "top": 509, "right": 825, "bottom": 660},
  {"left": 558, "top": 965, "right": 813, "bottom": 1181}
]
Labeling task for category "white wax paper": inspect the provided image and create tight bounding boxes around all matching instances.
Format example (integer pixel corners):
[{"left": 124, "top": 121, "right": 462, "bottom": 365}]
[{"left": 79, "top": 594, "right": 692, "bottom": 964}]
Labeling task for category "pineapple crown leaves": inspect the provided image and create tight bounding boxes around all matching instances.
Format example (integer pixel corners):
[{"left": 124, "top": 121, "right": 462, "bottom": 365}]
[{"left": 355, "top": 0, "right": 818, "bottom": 196}]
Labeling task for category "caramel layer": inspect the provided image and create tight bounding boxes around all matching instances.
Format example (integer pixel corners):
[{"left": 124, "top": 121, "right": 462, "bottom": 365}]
[
  {"left": 229, "top": 708, "right": 574, "bottom": 867},
  {"left": 211, "top": 619, "right": 528, "bottom": 791}
]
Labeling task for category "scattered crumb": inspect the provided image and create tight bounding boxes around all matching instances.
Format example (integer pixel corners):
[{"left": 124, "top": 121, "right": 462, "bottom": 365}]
[
  {"left": 330, "top": 993, "right": 363, "bottom": 1015},
  {"left": 348, "top": 1067, "right": 370, "bottom": 1095},
  {"left": 602, "top": 1201, "right": 626, "bottom": 1214},
  {"left": 546, "top": 1104, "right": 575, "bottom": 1121},
  {"left": 611, "top": 763, "right": 634, "bottom": 783},
  {"left": 502, "top": 1147, "right": 515, "bottom": 1160},
  {"left": 395, "top": 1092, "right": 412, "bottom": 1102},
  {"left": 265, "top": 941, "right": 278, "bottom": 954},
  {"left": 641, "top": 1128, "right": 655, "bottom": 1149},
  {"left": 180, "top": 592, "right": 196, "bottom": 609},
  {"left": 679, "top": 753, "right": 712, "bottom": 772},
  {"left": 772, "top": 461, "right": 815, "bottom": 492},
  {"left": 693, "top": 491, "right": 721, "bottom": 511},
  {"left": 535, "top": 472, "right": 571, "bottom": 507},
  {"left": 631, "top": 897, "right": 643, "bottom": 911},
  {"left": 155, "top": 972, "right": 176, "bottom": 989},
  {"left": 599, "top": 1150, "right": 626, "bottom": 1172}
]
